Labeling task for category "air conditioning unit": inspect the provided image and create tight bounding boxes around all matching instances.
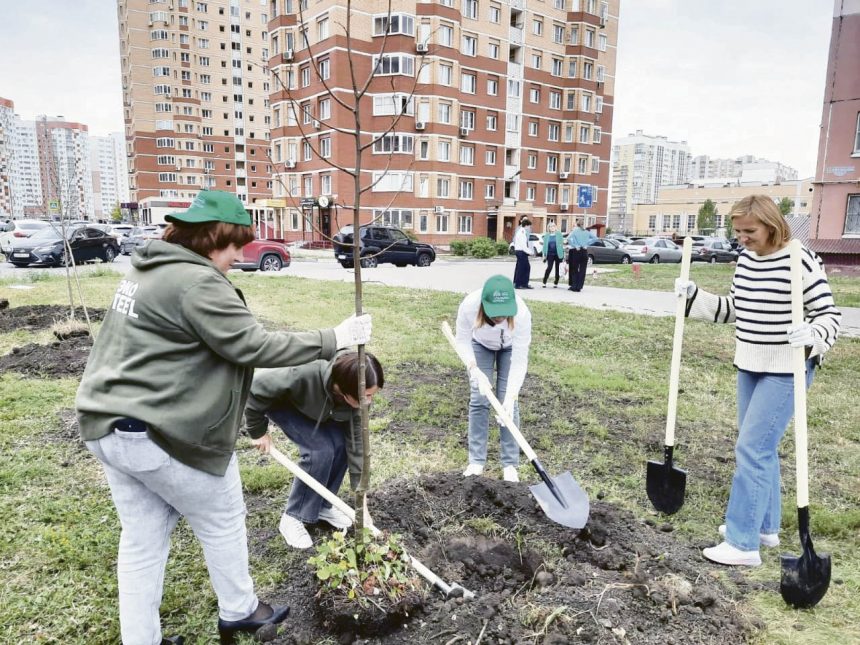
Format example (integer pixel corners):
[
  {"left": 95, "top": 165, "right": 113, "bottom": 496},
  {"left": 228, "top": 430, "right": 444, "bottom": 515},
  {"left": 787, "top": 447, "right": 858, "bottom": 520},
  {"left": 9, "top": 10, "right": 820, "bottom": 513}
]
[
  {"left": 434, "top": 206, "right": 445, "bottom": 214},
  {"left": 559, "top": 172, "right": 569, "bottom": 180},
  {"left": 416, "top": 42, "right": 429, "bottom": 54},
  {"left": 282, "top": 49, "right": 293, "bottom": 62},
  {"left": 560, "top": 203, "right": 569, "bottom": 211},
  {"left": 459, "top": 127, "right": 469, "bottom": 137},
  {"left": 313, "top": 120, "right": 321, "bottom": 129},
  {"left": 285, "top": 160, "right": 296, "bottom": 169},
  {"left": 414, "top": 121, "right": 426, "bottom": 131}
]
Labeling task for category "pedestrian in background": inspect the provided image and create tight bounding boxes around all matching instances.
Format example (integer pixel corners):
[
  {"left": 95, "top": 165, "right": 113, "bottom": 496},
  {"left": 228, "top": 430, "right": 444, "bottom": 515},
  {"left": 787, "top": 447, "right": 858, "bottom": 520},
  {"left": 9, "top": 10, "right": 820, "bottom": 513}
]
[
  {"left": 456, "top": 275, "right": 532, "bottom": 482},
  {"left": 541, "top": 221, "right": 565, "bottom": 288},
  {"left": 76, "top": 190, "right": 373, "bottom": 645},
  {"left": 676, "top": 195, "right": 840, "bottom": 567},
  {"left": 246, "top": 352, "right": 384, "bottom": 550},
  {"left": 512, "top": 217, "right": 534, "bottom": 289},
  {"left": 566, "top": 219, "right": 593, "bottom": 292}
]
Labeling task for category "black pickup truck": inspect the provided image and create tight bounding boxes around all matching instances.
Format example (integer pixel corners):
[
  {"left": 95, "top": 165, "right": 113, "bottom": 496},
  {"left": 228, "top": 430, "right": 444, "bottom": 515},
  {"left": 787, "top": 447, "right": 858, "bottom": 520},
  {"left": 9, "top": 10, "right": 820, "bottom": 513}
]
[{"left": 332, "top": 225, "right": 436, "bottom": 269}]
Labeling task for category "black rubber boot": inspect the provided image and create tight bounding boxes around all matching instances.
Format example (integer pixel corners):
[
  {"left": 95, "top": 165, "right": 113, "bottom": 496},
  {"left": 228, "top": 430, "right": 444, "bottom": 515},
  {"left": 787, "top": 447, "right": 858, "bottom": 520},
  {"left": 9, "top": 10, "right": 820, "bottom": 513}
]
[{"left": 217, "top": 601, "right": 289, "bottom": 644}]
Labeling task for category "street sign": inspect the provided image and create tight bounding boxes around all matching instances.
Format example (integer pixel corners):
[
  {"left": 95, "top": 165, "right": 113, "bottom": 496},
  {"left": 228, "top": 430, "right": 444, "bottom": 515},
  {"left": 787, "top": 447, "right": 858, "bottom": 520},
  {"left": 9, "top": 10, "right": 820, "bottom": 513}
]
[
  {"left": 300, "top": 198, "right": 316, "bottom": 208},
  {"left": 48, "top": 199, "right": 60, "bottom": 213},
  {"left": 577, "top": 185, "right": 593, "bottom": 209}
]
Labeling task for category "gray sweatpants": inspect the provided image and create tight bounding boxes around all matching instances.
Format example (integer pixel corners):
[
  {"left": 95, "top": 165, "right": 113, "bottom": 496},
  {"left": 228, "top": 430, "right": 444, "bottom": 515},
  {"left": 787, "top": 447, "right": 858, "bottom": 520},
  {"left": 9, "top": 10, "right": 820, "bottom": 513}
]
[{"left": 86, "top": 430, "right": 258, "bottom": 645}]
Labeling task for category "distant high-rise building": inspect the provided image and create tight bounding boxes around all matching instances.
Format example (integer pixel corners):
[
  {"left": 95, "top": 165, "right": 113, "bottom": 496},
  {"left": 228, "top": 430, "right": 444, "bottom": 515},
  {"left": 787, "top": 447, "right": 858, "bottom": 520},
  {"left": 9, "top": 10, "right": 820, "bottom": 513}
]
[
  {"left": 809, "top": 0, "right": 860, "bottom": 265},
  {"left": 0, "top": 98, "right": 14, "bottom": 219},
  {"left": 12, "top": 120, "right": 44, "bottom": 218},
  {"left": 689, "top": 154, "right": 798, "bottom": 184},
  {"left": 90, "top": 133, "right": 130, "bottom": 220},
  {"left": 266, "top": 0, "right": 620, "bottom": 243},
  {"left": 35, "top": 116, "right": 94, "bottom": 219},
  {"left": 609, "top": 130, "right": 690, "bottom": 232},
  {"left": 118, "top": 0, "right": 273, "bottom": 218}
]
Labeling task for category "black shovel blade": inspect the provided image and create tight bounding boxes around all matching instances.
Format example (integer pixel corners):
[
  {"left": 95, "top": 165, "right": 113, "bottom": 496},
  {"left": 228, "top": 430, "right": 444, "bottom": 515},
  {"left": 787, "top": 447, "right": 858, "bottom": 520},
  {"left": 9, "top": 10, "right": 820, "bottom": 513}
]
[
  {"left": 780, "top": 507, "right": 831, "bottom": 609},
  {"left": 529, "top": 470, "right": 590, "bottom": 529},
  {"left": 646, "top": 446, "right": 687, "bottom": 515}
]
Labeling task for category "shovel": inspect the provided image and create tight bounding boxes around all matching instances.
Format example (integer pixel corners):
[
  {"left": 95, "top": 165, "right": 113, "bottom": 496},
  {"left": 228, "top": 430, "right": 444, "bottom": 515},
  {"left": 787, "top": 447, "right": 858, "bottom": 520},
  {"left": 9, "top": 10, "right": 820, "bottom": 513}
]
[
  {"left": 441, "top": 322, "right": 589, "bottom": 529},
  {"left": 267, "top": 446, "right": 475, "bottom": 599},
  {"left": 780, "top": 239, "right": 831, "bottom": 608},
  {"left": 646, "top": 236, "right": 692, "bottom": 514}
]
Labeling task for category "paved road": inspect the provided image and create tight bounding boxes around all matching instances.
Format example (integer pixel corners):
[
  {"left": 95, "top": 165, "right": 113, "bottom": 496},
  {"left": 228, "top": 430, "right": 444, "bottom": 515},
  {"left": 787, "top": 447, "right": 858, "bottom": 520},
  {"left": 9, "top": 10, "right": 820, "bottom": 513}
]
[{"left": 3, "top": 254, "right": 858, "bottom": 337}]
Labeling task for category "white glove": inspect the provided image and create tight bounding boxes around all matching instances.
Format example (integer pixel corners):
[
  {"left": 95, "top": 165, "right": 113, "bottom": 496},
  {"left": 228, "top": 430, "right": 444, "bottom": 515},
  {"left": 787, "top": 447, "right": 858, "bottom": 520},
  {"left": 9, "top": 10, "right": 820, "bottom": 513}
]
[
  {"left": 468, "top": 365, "right": 492, "bottom": 396},
  {"left": 334, "top": 313, "right": 372, "bottom": 349},
  {"left": 674, "top": 278, "right": 696, "bottom": 299},
  {"left": 787, "top": 322, "right": 815, "bottom": 348}
]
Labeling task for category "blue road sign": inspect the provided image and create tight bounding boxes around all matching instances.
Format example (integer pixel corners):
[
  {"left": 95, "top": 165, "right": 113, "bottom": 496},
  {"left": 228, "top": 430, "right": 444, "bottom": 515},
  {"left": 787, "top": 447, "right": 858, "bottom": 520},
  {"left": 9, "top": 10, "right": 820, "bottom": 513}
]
[{"left": 577, "top": 185, "right": 593, "bottom": 209}]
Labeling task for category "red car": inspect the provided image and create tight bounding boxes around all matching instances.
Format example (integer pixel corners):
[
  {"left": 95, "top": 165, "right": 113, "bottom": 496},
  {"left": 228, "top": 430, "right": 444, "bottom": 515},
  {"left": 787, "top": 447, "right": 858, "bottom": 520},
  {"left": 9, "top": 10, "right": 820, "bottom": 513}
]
[{"left": 232, "top": 238, "right": 291, "bottom": 272}]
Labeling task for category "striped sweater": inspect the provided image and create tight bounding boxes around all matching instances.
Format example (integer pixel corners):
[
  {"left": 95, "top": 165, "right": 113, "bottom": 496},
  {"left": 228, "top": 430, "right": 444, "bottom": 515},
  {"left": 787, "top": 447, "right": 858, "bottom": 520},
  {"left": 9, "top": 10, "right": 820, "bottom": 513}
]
[{"left": 687, "top": 243, "right": 841, "bottom": 374}]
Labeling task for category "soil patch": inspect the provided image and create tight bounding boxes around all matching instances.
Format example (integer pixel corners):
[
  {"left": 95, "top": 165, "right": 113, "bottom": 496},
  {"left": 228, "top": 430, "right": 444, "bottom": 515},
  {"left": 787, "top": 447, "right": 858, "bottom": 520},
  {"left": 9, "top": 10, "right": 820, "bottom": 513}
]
[
  {"left": 0, "top": 304, "right": 105, "bottom": 334},
  {"left": 0, "top": 334, "right": 93, "bottom": 378},
  {"left": 251, "top": 471, "right": 758, "bottom": 644}
]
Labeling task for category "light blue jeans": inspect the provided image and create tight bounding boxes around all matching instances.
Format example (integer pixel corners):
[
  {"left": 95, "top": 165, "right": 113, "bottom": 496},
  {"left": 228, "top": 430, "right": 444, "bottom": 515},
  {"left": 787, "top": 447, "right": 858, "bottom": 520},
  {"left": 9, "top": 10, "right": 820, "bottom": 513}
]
[
  {"left": 468, "top": 341, "right": 521, "bottom": 467},
  {"left": 86, "top": 430, "right": 258, "bottom": 645},
  {"left": 723, "top": 361, "right": 815, "bottom": 551}
]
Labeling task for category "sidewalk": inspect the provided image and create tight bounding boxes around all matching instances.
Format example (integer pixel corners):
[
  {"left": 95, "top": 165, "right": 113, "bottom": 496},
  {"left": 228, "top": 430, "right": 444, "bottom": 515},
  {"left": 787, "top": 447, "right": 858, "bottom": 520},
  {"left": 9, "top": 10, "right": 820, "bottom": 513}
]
[{"left": 276, "top": 256, "right": 860, "bottom": 338}]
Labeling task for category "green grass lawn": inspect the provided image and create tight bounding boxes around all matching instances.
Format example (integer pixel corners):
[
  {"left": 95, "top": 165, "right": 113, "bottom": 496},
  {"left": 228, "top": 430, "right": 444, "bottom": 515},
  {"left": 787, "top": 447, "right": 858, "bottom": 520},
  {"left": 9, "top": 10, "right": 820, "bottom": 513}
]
[
  {"left": 592, "top": 263, "right": 860, "bottom": 308},
  {"left": 1, "top": 271, "right": 858, "bottom": 644}
]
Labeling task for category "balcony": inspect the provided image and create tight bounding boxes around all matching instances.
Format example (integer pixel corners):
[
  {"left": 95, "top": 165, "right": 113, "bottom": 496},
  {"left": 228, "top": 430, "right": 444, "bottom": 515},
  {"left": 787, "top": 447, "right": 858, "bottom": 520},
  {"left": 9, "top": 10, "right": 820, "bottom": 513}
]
[{"left": 509, "top": 26, "right": 523, "bottom": 46}]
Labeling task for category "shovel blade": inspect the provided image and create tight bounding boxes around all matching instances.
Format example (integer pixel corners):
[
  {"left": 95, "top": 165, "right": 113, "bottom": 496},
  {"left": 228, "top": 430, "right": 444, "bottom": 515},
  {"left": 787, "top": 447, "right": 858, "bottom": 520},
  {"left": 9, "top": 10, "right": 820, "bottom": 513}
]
[
  {"left": 529, "top": 471, "right": 589, "bottom": 529},
  {"left": 646, "top": 458, "right": 687, "bottom": 515},
  {"left": 780, "top": 545, "right": 832, "bottom": 609}
]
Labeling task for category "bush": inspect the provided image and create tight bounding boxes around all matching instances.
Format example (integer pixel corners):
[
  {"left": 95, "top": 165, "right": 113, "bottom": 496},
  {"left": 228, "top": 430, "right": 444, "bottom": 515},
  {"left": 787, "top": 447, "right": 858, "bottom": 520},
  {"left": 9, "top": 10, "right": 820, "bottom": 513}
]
[
  {"left": 496, "top": 241, "right": 510, "bottom": 256},
  {"left": 470, "top": 237, "right": 497, "bottom": 259},
  {"left": 449, "top": 240, "right": 470, "bottom": 256}
]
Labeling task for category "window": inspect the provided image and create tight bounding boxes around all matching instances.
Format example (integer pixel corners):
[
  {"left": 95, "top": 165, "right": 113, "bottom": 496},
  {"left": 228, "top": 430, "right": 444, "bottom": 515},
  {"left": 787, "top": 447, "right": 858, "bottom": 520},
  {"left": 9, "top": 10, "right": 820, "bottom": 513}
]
[
  {"left": 372, "top": 93, "right": 414, "bottom": 115},
  {"left": 459, "top": 144, "right": 474, "bottom": 165},
  {"left": 585, "top": 29, "right": 595, "bottom": 48},
  {"left": 301, "top": 65, "right": 310, "bottom": 87},
  {"left": 578, "top": 156, "right": 588, "bottom": 174},
  {"left": 156, "top": 155, "right": 176, "bottom": 165},
  {"left": 419, "top": 212, "right": 429, "bottom": 233},
  {"left": 593, "top": 127, "right": 601, "bottom": 143},
  {"left": 506, "top": 113, "right": 519, "bottom": 131},
  {"left": 687, "top": 214, "right": 696, "bottom": 231},
  {"left": 158, "top": 173, "right": 177, "bottom": 182},
  {"left": 532, "top": 18, "right": 543, "bottom": 36},
  {"left": 462, "top": 34, "right": 477, "bottom": 57},
  {"left": 527, "top": 152, "right": 537, "bottom": 169},
  {"left": 486, "top": 148, "right": 496, "bottom": 165},
  {"left": 156, "top": 137, "right": 175, "bottom": 148},
  {"left": 460, "top": 71, "right": 476, "bottom": 93},
  {"left": 201, "top": 91, "right": 212, "bottom": 101},
  {"left": 458, "top": 215, "right": 473, "bottom": 233},
  {"left": 373, "top": 54, "right": 414, "bottom": 76},
  {"left": 591, "top": 156, "right": 600, "bottom": 172},
  {"left": 152, "top": 48, "right": 169, "bottom": 58},
  {"left": 568, "top": 58, "right": 577, "bottom": 78},
  {"left": 197, "top": 37, "right": 208, "bottom": 48},
  {"left": 551, "top": 58, "right": 563, "bottom": 77},
  {"left": 150, "top": 29, "right": 168, "bottom": 40},
  {"left": 372, "top": 13, "right": 415, "bottom": 36},
  {"left": 526, "top": 185, "right": 536, "bottom": 201},
  {"left": 438, "top": 102, "right": 451, "bottom": 123},
  {"left": 553, "top": 24, "right": 564, "bottom": 44},
  {"left": 528, "top": 121, "right": 538, "bottom": 137},
  {"left": 463, "top": 0, "right": 478, "bottom": 19},
  {"left": 460, "top": 110, "right": 476, "bottom": 130},
  {"left": 319, "top": 98, "right": 331, "bottom": 120},
  {"left": 508, "top": 79, "right": 520, "bottom": 97},
  {"left": 583, "top": 61, "right": 593, "bottom": 80},
  {"left": 373, "top": 133, "right": 414, "bottom": 154},
  {"left": 199, "top": 56, "right": 210, "bottom": 66},
  {"left": 439, "top": 24, "right": 454, "bottom": 47},
  {"left": 847, "top": 195, "right": 860, "bottom": 235},
  {"left": 545, "top": 186, "right": 557, "bottom": 204},
  {"left": 370, "top": 171, "right": 414, "bottom": 193},
  {"left": 437, "top": 139, "right": 451, "bottom": 161},
  {"left": 155, "top": 102, "right": 172, "bottom": 113},
  {"left": 320, "top": 137, "right": 331, "bottom": 158},
  {"left": 549, "top": 91, "right": 561, "bottom": 110},
  {"left": 548, "top": 122, "right": 560, "bottom": 141},
  {"left": 485, "top": 182, "right": 495, "bottom": 198},
  {"left": 439, "top": 64, "right": 453, "bottom": 86},
  {"left": 377, "top": 209, "right": 414, "bottom": 229},
  {"left": 531, "top": 52, "right": 542, "bottom": 69},
  {"left": 488, "top": 40, "right": 500, "bottom": 59},
  {"left": 595, "top": 96, "right": 604, "bottom": 113},
  {"left": 649, "top": 216, "right": 657, "bottom": 230},
  {"left": 436, "top": 213, "right": 449, "bottom": 233},
  {"left": 319, "top": 58, "right": 330, "bottom": 80},
  {"left": 458, "top": 180, "right": 474, "bottom": 199},
  {"left": 317, "top": 16, "right": 329, "bottom": 40},
  {"left": 579, "top": 125, "right": 590, "bottom": 143},
  {"left": 487, "top": 76, "right": 498, "bottom": 95},
  {"left": 303, "top": 141, "right": 312, "bottom": 161},
  {"left": 418, "top": 139, "right": 429, "bottom": 159},
  {"left": 581, "top": 93, "right": 592, "bottom": 112},
  {"left": 529, "top": 87, "right": 540, "bottom": 104},
  {"left": 418, "top": 175, "right": 429, "bottom": 197},
  {"left": 489, "top": 3, "right": 500, "bottom": 23},
  {"left": 597, "top": 66, "right": 605, "bottom": 82},
  {"left": 486, "top": 112, "right": 497, "bottom": 130},
  {"left": 437, "top": 176, "right": 450, "bottom": 198},
  {"left": 547, "top": 155, "right": 558, "bottom": 173},
  {"left": 599, "top": 33, "right": 608, "bottom": 51}
]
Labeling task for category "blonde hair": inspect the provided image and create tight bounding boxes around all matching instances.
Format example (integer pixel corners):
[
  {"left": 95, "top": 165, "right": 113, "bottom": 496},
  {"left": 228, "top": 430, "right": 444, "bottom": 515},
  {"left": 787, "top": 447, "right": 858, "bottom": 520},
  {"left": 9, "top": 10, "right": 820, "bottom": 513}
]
[
  {"left": 476, "top": 305, "right": 515, "bottom": 331},
  {"left": 729, "top": 195, "right": 791, "bottom": 247}
]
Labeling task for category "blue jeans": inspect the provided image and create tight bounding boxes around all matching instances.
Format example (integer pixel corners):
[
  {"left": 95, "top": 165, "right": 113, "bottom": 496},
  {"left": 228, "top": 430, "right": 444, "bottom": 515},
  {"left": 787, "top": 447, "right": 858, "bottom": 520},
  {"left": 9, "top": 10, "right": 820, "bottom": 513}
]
[
  {"left": 723, "top": 361, "right": 815, "bottom": 551},
  {"left": 468, "top": 341, "right": 521, "bottom": 467},
  {"left": 267, "top": 407, "right": 347, "bottom": 524}
]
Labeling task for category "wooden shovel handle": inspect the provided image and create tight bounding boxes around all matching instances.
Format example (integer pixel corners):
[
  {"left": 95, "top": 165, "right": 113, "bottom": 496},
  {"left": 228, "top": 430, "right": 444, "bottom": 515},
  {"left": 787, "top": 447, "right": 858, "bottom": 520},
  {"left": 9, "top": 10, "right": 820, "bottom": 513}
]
[
  {"left": 441, "top": 321, "right": 538, "bottom": 461},
  {"left": 789, "top": 239, "right": 810, "bottom": 509},
  {"left": 665, "top": 237, "right": 693, "bottom": 447}
]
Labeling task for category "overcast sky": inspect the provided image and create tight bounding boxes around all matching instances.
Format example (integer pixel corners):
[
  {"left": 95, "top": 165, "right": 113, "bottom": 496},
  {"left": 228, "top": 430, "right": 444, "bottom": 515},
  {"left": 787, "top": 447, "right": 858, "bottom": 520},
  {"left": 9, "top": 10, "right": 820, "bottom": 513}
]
[{"left": 0, "top": 1, "right": 834, "bottom": 176}]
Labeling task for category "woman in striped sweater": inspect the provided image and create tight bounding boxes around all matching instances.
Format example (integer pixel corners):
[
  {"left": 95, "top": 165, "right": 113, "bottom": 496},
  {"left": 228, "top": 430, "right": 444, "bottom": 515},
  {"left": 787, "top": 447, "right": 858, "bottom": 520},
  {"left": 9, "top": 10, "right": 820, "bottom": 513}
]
[{"left": 676, "top": 195, "right": 841, "bottom": 567}]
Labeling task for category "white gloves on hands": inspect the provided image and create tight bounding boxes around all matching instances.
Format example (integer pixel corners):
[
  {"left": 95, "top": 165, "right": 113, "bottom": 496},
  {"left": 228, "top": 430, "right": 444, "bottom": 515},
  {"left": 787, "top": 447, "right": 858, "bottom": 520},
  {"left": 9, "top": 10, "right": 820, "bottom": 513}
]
[
  {"left": 334, "top": 313, "right": 372, "bottom": 349},
  {"left": 787, "top": 322, "right": 816, "bottom": 348},
  {"left": 674, "top": 278, "right": 696, "bottom": 299},
  {"left": 468, "top": 365, "right": 492, "bottom": 396}
]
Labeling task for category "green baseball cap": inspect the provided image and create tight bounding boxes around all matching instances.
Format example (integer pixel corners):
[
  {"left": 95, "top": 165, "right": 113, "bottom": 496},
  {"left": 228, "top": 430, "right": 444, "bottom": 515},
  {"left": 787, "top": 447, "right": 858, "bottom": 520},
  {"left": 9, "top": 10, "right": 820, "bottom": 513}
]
[
  {"left": 481, "top": 275, "right": 518, "bottom": 318},
  {"left": 165, "top": 190, "right": 252, "bottom": 226}
]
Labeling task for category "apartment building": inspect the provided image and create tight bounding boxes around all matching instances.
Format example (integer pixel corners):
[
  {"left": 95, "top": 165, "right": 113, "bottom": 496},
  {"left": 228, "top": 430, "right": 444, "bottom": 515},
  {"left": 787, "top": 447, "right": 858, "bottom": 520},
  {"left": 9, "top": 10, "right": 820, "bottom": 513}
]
[
  {"left": 266, "top": 0, "right": 619, "bottom": 245},
  {"left": 12, "top": 120, "right": 44, "bottom": 218},
  {"left": 0, "top": 98, "right": 14, "bottom": 219},
  {"left": 689, "top": 154, "right": 798, "bottom": 184},
  {"left": 34, "top": 116, "right": 94, "bottom": 220},
  {"left": 118, "top": 0, "right": 275, "bottom": 219},
  {"left": 808, "top": 0, "right": 860, "bottom": 265},
  {"left": 91, "top": 134, "right": 131, "bottom": 220},
  {"left": 609, "top": 130, "right": 690, "bottom": 233}
]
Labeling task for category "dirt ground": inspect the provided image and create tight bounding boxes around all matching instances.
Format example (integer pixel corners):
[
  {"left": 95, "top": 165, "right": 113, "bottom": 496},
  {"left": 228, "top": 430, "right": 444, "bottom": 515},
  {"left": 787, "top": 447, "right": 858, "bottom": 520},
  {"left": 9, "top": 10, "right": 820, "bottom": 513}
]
[
  {"left": 0, "top": 333, "right": 93, "bottom": 377},
  {"left": 0, "top": 304, "right": 105, "bottom": 334}
]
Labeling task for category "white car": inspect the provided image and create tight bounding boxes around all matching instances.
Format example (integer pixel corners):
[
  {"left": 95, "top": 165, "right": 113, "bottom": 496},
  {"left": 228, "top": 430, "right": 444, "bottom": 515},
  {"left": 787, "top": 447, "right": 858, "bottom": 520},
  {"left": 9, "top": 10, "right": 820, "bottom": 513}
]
[
  {"left": 1, "top": 219, "right": 52, "bottom": 256},
  {"left": 508, "top": 233, "right": 544, "bottom": 257},
  {"left": 108, "top": 224, "right": 135, "bottom": 244}
]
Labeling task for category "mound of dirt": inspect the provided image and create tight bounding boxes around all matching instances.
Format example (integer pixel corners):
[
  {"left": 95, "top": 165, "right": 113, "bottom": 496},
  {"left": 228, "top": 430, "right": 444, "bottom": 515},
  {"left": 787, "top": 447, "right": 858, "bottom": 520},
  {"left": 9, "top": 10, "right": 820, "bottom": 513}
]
[
  {"left": 253, "top": 471, "right": 758, "bottom": 644},
  {"left": 0, "top": 334, "right": 93, "bottom": 377},
  {"left": 0, "top": 304, "right": 105, "bottom": 333}
]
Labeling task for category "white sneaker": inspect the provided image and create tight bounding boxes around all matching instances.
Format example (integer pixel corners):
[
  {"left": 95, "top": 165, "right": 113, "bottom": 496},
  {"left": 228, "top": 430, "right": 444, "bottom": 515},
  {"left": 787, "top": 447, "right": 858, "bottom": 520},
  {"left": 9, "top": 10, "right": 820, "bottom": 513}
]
[
  {"left": 279, "top": 514, "right": 312, "bottom": 549},
  {"left": 463, "top": 463, "right": 484, "bottom": 477},
  {"left": 502, "top": 466, "right": 520, "bottom": 482},
  {"left": 702, "top": 541, "right": 761, "bottom": 567},
  {"left": 318, "top": 505, "right": 353, "bottom": 530},
  {"left": 719, "top": 524, "right": 779, "bottom": 548}
]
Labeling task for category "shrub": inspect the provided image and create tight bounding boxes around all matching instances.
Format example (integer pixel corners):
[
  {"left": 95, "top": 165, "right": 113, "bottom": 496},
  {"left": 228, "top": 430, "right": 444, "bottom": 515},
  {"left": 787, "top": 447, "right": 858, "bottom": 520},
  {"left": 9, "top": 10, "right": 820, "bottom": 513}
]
[
  {"left": 470, "top": 237, "right": 497, "bottom": 259},
  {"left": 496, "top": 241, "right": 510, "bottom": 256},
  {"left": 449, "top": 240, "right": 470, "bottom": 256}
]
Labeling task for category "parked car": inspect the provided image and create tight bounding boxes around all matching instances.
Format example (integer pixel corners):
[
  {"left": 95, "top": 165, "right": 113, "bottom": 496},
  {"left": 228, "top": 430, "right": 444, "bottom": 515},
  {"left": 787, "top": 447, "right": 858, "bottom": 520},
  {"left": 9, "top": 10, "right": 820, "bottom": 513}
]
[
  {"left": 605, "top": 234, "right": 632, "bottom": 246},
  {"left": 8, "top": 225, "right": 119, "bottom": 267},
  {"left": 0, "top": 219, "right": 51, "bottom": 256},
  {"left": 120, "top": 225, "right": 166, "bottom": 254},
  {"left": 623, "top": 237, "right": 683, "bottom": 264},
  {"left": 692, "top": 239, "right": 738, "bottom": 263},
  {"left": 508, "top": 232, "right": 544, "bottom": 256},
  {"left": 108, "top": 224, "right": 135, "bottom": 244},
  {"left": 586, "top": 238, "right": 632, "bottom": 265},
  {"left": 333, "top": 224, "right": 436, "bottom": 268},
  {"left": 232, "top": 238, "right": 291, "bottom": 271}
]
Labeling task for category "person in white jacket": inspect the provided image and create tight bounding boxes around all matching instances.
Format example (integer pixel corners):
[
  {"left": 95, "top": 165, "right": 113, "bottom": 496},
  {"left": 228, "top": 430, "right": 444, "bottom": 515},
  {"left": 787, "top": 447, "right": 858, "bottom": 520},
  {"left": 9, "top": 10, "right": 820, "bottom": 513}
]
[
  {"left": 512, "top": 217, "right": 535, "bottom": 289},
  {"left": 456, "top": 275, "right": 532, "bottom": 482}
]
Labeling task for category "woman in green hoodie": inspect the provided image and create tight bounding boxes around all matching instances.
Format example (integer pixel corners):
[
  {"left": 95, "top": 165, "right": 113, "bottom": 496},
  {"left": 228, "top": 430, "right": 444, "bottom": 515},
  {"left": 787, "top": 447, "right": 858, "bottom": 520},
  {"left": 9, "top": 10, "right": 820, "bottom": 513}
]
[
  {"left": 246, "top": 351, "right": 385, "bottom": 549},
  {"left": 76, "top": 190, "right": 372, "bottom": 645}
]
